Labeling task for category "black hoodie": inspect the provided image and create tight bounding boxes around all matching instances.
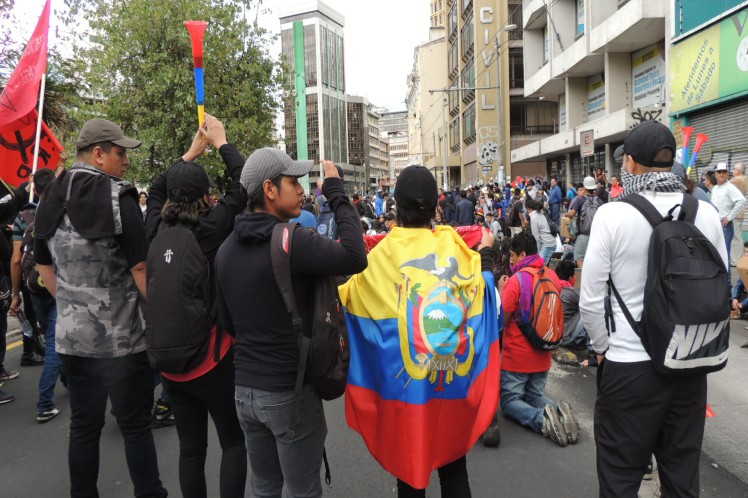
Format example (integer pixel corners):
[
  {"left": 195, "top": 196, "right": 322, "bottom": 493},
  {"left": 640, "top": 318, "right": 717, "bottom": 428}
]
[{"left": 215, "top": 177, "right": 367, "bottom": 391}]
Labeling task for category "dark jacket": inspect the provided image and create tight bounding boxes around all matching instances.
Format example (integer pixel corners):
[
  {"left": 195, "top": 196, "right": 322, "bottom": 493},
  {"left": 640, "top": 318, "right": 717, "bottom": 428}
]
[
  {"left": 215, "top": 177, "right": 367, "bottom": 391},
  {"left": 456, "top": 197, "right": 474, "bottom": 226},
  {"left": 145, "top": 143, "right": 247, "bottom": 266}
]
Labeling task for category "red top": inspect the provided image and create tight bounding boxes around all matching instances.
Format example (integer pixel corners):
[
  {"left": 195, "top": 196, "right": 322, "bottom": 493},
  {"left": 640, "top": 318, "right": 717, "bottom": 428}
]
[
  {"left": 500, "top": 258, "right": 561, "bottom": 373},
  {"left": 610, "top": 184, "right": 624, "bottom": 199},
  {"left": 161, "top": 326, "right": 233, "bottom": 383}
]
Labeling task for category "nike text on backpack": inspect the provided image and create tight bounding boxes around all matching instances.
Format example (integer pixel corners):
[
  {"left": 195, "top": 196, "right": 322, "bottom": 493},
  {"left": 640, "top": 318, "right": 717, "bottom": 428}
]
[
  {"left": 516, "top": 267, "right": 564, "bottom": 350},
  {"left": 19, "top": 209, "right": 48, "bottom": 296},
  {"left": 270, "top": 222, "right": 349, "bottom": 402},
  {"left": 578, "top": 196, "right": 603, "bottom": 235},
  {"left": 145, "top": 224, "right": 220, "bottom": 374},
  {"left": 606, "top": 193, "right": 730, "bottom": 375}
]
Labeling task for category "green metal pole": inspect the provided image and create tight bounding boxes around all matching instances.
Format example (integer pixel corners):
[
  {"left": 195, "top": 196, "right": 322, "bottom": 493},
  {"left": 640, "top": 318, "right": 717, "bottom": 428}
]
[{"left": 293, "top": 21, "right": 310, "bottom": 191}]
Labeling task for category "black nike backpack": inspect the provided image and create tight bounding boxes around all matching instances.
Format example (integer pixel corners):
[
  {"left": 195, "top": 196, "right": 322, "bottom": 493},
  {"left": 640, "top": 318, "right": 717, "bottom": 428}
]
[
  {"left": 145, "top": 224, "right": 216, "bottom": 374},
  {"left": 606, "top": 193, "right": 730, "bottom": 376},
  {"left": 270, "top": 223, "right": 349, "bottom": 401}
]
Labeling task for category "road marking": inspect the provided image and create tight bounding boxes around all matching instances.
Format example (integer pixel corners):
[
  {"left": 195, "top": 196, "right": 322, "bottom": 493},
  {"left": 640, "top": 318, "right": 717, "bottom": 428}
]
[{"left": 7, "top": 340, "right": 22, "bottom": 351}]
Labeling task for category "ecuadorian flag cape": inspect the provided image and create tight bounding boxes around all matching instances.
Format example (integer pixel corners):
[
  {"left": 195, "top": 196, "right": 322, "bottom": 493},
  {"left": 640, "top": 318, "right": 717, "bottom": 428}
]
[{"left": 338, "top": 226, "right": 501, "bottom": 489}]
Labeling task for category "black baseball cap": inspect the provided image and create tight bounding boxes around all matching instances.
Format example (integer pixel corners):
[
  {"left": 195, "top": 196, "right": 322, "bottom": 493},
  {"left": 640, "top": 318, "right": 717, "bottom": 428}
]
[
  {"left": 395, "top": 165, "right": 438, "bottom": 213},
  {"left": 76, "top": 119, "right": 141, "bottom": 150},
  {"left": 623, "top": 121, "right": 676, "bottom": 168},
  {"left": 167, "top": 161, "right": 210, "bottom": 203}
]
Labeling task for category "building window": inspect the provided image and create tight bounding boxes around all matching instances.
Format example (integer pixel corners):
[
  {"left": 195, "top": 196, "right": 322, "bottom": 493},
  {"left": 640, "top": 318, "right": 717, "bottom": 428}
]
[
  {"left": 462, "top": 104, "right": 475, "bottom": 144},
  {"left": 510, "top": 101, "right": 558, "bottom": 135},
  {"left": 321, "top": 27, "right": 329, "bottom": 87},
  {"left": 509, "top": 49, "right": 524, "bottom": 89},
  {"left": 448, "top": 39, "right": 459, "bottom": 78},
  {"left": 449, "top": 117, "right": 460, "bottom": 152},
  {"left": 304, "top": 26, "right": 317, "bottom": 86},
  {"left": 575, "top": 0, "right": 585, "bottom": 38},
  {"left": 509, "top": 5, "right": 523, "bottom": 40},
  {"left": 461, "top": 59, "right": 475, "bottom": 103},
  {"left": 460, "top": 12, "right": 474, "bottom": 59},
  {"left": 449, "top": 2, "right": 458, "bottom": 40},
  {"left": 543, "top": 25, "right": 550, "bottom": 63}
]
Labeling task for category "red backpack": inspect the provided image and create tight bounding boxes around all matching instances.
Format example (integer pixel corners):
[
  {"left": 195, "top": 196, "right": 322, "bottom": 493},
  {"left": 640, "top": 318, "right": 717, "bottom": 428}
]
[{"left": 515, "top": 267, "right": 564, "bottom": 350}]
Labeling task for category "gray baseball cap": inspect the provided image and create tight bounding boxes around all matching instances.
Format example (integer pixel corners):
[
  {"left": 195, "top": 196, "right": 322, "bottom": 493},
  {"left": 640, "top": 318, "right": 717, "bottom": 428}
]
[
  {"left": 76, "top": 118, "right": 142, "bottom": 150},
  {"left": 240, "top": 148, "right": 313, "bottom": 193}
]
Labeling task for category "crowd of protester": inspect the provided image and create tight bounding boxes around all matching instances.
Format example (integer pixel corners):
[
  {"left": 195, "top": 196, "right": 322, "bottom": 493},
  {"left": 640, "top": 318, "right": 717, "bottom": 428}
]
[{"left": 0, "top": 117, "right": 739, "bottom": 498}]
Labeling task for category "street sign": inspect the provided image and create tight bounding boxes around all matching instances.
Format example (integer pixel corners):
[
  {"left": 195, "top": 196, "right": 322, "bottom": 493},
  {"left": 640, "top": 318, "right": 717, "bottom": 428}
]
[{"left": 580, "top": 129, "right": 594, "bottom": 158}]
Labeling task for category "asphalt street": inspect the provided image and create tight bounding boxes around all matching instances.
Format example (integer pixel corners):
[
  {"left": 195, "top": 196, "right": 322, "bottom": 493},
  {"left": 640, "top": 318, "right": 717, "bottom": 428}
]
[{"left": 1, "top": 323, "right": 748, "bottom": 498}]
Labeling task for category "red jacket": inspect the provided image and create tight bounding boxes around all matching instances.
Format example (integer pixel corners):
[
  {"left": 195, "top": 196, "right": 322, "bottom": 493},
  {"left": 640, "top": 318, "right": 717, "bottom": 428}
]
[{"left": 501, "top": 257, "right": 562, "bottom": 373}]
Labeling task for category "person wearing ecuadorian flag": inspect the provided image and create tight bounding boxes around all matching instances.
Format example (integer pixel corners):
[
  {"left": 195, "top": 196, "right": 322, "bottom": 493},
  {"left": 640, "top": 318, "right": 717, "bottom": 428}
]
[{"left": 339, "top": 165, "right": 502, "bottom": 496}]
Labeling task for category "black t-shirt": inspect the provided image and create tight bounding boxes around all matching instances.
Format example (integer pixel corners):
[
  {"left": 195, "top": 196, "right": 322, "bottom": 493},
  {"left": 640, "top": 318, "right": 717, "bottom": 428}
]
[{"left": 35, "top": 194, "right": 147, "bottom": 268}]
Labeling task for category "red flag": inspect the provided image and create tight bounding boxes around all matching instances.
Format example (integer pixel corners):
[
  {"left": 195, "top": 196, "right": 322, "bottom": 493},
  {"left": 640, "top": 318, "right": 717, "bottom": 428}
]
[
  {"left": 0, "top": 0, "right": 51, "bottom": 128},
  {"left": 0, "top": 110, "right": 63, "bottom": 186}
]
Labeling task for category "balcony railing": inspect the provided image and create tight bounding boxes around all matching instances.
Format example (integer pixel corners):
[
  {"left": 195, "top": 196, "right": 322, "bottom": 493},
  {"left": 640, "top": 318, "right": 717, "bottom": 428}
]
[{"left": 510, "top": 124, "right": 558, "bottom": 135}]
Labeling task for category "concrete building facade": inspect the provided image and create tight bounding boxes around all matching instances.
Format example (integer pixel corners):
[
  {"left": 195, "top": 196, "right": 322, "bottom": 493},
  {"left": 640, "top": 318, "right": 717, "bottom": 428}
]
[
  {"left": 407, "top": 27, "right": 452, "bottom": 188},
  {"left": 380, "top": 110, "right": 409, "bottom": 179},
  {"left": 427, "top": 0, "right": 555, "bottom": 187},
  {"left": 280, "top": 1, "right": 361, "bottom": 191},
  {"left": 346, "top": 95, "right": 390, "bottom": 192},
  {"left": 512, "top": 0, "right": 670, "bottom": 186}
]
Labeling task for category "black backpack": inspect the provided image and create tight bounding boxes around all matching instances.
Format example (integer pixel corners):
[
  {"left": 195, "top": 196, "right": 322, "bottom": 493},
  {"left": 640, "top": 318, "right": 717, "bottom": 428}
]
[
  {"left": 145, "top": 224, "right": 217, "bottom": 374},
  {"left": 270, "top": 222, "right": 349, "bottom": 401},
  {"left": 509, "top": 200, "right": 523, "bottom": 227},
  {"left": 578, "top": 196, "right": 603, "bottom": 235},
  {"left": 606, "top": 194, "right": 730, "bottom": 376},
  {"left": 18, "top": 209, "right": 48, "bottom": 295},
  {"left": 543, "top": 212, "right": 559, "bottom": 237}
]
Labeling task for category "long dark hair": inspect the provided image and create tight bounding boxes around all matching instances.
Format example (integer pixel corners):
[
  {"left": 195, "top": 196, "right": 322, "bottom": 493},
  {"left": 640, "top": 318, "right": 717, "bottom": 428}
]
[{"left": 161, "top": 197, "right": 212, "bottom": 226}]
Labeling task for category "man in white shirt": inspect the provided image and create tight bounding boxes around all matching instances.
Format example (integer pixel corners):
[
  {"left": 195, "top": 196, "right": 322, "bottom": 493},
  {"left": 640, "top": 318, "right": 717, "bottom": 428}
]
[
  {"left": 710, "top": 162, "right": 745, "bottom": 264},
  {"left": 580, "top": 121, "right": 727, "bottom": 498}
]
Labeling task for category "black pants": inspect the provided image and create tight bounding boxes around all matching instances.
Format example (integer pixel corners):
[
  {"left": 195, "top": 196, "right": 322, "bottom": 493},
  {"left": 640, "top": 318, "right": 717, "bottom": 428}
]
[
  {"left": 0, "top": 308, "right": 6, "bottom": 370},
  {"left": 396, "top": 456, "right": 471, "bottom": 498},
  {"left": 163, "top": 352, "right": 247, "bottom": 498},
  {"left": 595, "top": 360, "right": 706, "bottom": 498},
  {"left": 60, "top": 352, "right": 167, "bottom": 498}
]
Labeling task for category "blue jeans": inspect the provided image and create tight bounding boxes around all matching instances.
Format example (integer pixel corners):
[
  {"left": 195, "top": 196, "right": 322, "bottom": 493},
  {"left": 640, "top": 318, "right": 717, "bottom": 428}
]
[
  {"left": 723, "top": 221, "right": 734, "bottom": 265},
  {"left": 500, "top": 370, "right": 553, "bottom": 433},
  {"left": 235, "top": 384, "right": 327, "bottom": 498},
  {"left": 30, "top": 293, "right": 60, "bottom": 412},
  {"left": 540, "top": 245, "right": 555, "bottom": 264},
  {"left": 549, "top": 203, "right": 561, "bottom": 225}
]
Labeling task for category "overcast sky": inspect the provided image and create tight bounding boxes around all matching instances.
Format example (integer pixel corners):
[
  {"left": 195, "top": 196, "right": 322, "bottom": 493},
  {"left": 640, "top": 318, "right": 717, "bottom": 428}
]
[{"left": 12, "top": 0, "right": 432, "bottom": 111}]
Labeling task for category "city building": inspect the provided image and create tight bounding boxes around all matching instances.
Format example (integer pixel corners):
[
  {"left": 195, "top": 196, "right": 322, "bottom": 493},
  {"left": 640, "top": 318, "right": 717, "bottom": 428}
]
[
  {"left": 279, "top": 0, "right": 361, "bottom": 192},
  {"left": 431, "top": 0, "right": 447, "bottom": 28},
  {"left": 407, "top": 26, "right": 451, "bottom": 188},
  {"left": 346, "top": 95, "right": 390, "bottom": 192},
  {"left": 435, "top": 0, "right": 555, "bottom": 187},
  {"left": 380, "top": 110, "right": 409, "bottom": 179},
  {"left": 512, "top": 0, "right": 670, "bottom": 185},
  {"left": 669, "top": 1, "right": 748, "bottom": 175}
]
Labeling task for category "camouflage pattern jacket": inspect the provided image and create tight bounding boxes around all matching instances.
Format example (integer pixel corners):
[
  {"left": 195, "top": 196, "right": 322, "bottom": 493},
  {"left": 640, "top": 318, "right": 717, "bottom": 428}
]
[{"left": 47, "top": 164, "right": 145, "bottom": 358}]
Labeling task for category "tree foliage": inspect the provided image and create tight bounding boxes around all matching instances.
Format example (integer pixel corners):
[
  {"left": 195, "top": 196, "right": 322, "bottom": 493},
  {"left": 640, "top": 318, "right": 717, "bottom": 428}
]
[{"left": 57, "top": 0, "right": 282, "bottom": 184}]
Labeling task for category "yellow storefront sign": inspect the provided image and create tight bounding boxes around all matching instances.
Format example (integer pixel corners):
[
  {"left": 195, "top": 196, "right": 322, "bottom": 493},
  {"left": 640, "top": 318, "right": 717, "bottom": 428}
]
[{"left": 670, "top": 25, "right": 721, "bottom": 113}]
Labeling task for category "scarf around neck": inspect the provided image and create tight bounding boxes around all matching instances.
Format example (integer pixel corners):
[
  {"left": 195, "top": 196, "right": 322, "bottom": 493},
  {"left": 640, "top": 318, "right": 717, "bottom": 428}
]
[{"left": 618, "top": 169, "right": 685, "bottom": 200}]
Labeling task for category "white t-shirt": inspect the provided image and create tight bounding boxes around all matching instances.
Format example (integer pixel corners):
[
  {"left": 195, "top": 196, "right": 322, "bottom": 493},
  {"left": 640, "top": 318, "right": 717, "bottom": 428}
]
[{"left": 579, "top": 191, "right": 727, "bottom": 363}]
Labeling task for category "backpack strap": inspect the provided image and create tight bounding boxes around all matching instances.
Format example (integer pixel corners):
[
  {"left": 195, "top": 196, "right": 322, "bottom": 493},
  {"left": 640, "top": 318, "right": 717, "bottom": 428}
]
[
  {"left": 622, "top": 194, "right": 664, "bottom": 228},
  {"left": 607, "top": 278, "right": 640, "bottom": 334},
  {"left": 680, "top": 193, "right": 699, "bottom": 224},
  {"left": 270, "top": 222, "right": 310, "bottom": 432}
]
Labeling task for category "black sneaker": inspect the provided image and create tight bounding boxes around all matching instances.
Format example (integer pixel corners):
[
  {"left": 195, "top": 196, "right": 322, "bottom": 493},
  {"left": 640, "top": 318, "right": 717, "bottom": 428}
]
[
  {"left": 0, "top": 389, "right": 15, "bottom": 405},
  {"left": 557, "top": 401, "right": 580, "bottom": 444},
  {"left": 152, "top": 401, "right": 175, "bottom": 428},
  {"left": 541, "top": 405, "right": 568, "bottom": 447},
  {"left": 36, "top": 407, "right": 60, "bottom": 423},
  {"left": 481, "top": 416, "right": 501, "bottom": 448},
  {"left": 21, "top": 353, "right": 44, "bottom": 367},
  {"left": 0, "top": 369, "right": 19, "bottom": 381}
]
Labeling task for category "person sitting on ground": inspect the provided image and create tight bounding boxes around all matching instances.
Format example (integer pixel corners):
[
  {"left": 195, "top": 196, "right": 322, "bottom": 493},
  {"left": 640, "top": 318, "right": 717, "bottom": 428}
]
[
  {"left": 553, "top": 260, "right": 596, "bottom": 366},
  {"left": 499, "top": 232, "right": 579, "bottom": 447}
]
